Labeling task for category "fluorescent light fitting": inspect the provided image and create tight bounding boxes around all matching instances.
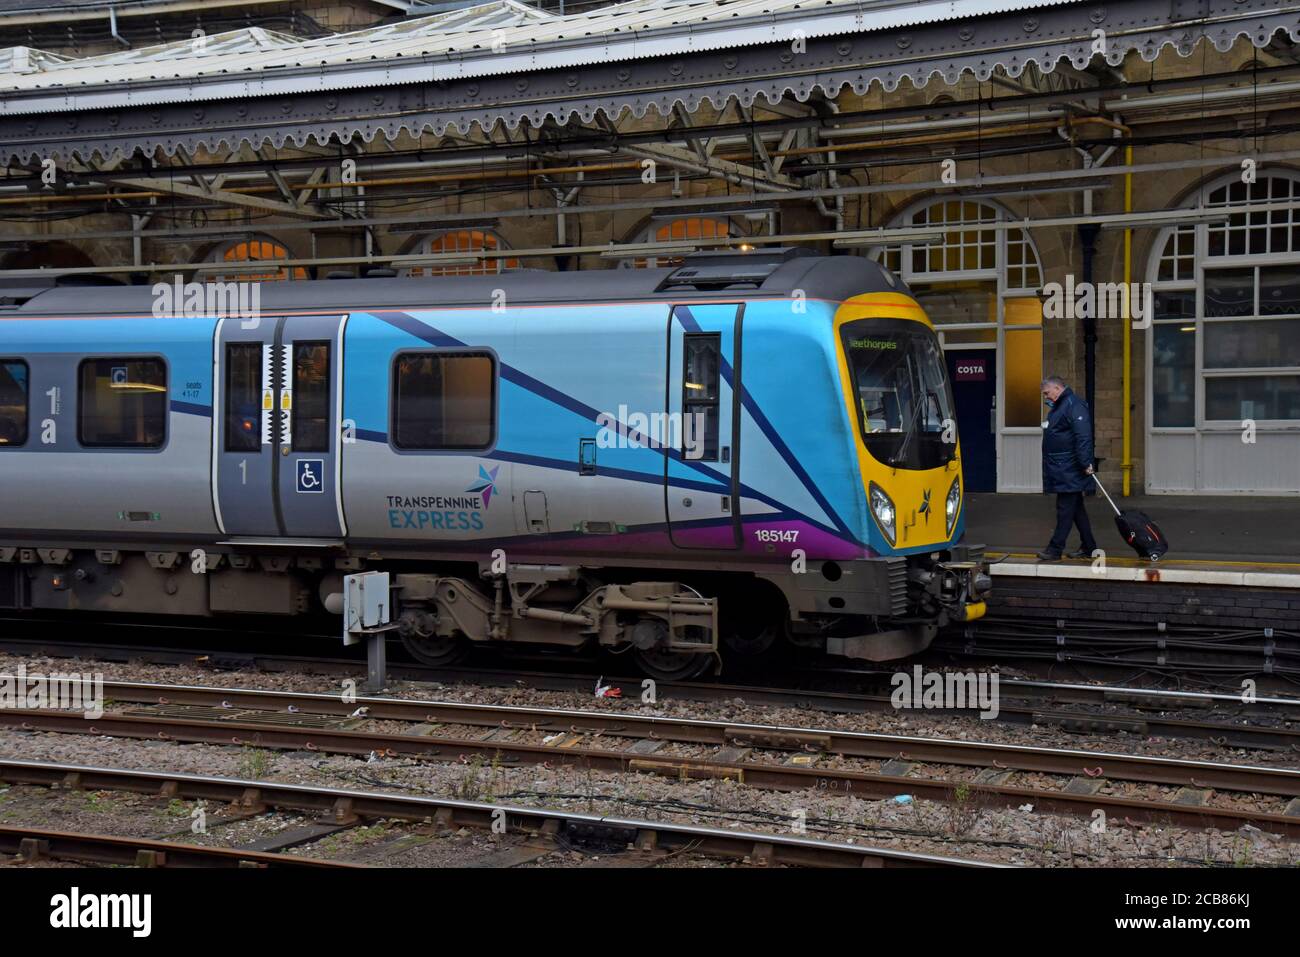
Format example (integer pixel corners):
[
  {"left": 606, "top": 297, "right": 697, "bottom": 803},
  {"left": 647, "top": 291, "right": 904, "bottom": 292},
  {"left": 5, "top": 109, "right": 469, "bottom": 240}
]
[
  {"left": 599, "top": 244, "right": 698, "bottom": 259},
  {"left": 391, "top": 254, "right": 485, "bottom": 267},
  {"left": 192, "top": 261, "right": 283, "bottom": 276},
  {"left": 386, "top": 217, "right": 501, "bottom": 235},
  {"left": 1100, "top": 209, "right": 1230, "bottom": 230},
  {"left": 833, "top": 230, "right": 947, "bottom": 247},
  {"left": 953, "top": 181, "right": 1111, "bottom": 199},
  {"left": 648, "top": 205, "right": 777, "bottom": 222}
]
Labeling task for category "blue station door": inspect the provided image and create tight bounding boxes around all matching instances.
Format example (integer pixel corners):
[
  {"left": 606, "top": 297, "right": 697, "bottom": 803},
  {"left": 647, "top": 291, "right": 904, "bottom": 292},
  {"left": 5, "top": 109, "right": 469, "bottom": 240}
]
[
  {"left": 945, "top": 348, "right": 997, "bottom": 493},
  {"left": 214, "top": 314, "right": 348, "bottom": 539},
  {"left": 665, "top": 303, "right": 741, "bottom": 549}
]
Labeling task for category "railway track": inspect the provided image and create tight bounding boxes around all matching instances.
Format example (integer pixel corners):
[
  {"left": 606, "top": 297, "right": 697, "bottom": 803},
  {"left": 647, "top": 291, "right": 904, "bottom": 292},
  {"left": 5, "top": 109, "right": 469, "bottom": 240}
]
[
  {"left": 0, "top": 824, "right": 362, "bottom": 868},
  {"left": 0, "top": 759, "right": 994, "bottom": 869},
  {"left": 5, "top": 679, "right": 1300, "bottom": 838},
  {"left": 2, "top": 635, "right": 1298, "bottom": 750}
]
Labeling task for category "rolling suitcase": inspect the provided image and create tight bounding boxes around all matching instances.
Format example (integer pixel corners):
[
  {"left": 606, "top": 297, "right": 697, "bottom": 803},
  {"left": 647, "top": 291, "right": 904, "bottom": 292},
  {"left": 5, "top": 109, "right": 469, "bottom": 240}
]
[{"left": 1092, "top": 474, "right": 1169, "bottom": 561}]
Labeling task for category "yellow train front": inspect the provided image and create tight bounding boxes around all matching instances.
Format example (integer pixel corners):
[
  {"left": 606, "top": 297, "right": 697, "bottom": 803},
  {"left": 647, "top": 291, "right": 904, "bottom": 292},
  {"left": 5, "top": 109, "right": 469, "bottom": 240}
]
[
  {"left": 832, "top": 288, "right": 991, "bottom": 658},
  {"left": 735, "top": 256, "right": 992, "bottom": 663}
]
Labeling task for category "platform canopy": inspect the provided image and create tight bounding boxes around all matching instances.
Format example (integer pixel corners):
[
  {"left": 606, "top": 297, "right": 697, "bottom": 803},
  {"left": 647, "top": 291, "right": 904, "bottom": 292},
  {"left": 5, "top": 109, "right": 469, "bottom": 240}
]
[{"left": 0, "top": 0, "right": 1296, "bottom": 163}]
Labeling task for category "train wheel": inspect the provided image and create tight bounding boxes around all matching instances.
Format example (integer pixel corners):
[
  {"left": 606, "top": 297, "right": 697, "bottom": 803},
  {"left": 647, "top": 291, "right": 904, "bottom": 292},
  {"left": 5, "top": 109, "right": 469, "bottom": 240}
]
[
  {"left": 721, "top": 585, "right": 788, "bottom": 658},
  {"left": 399, "top": 632, "right": 468, "bottom": 667},
  {"left": 722, "top": 620, "right": 779, "bottom": 657},
  {"left": 633, "top": 647, "right": 713, "bottom": 682}
]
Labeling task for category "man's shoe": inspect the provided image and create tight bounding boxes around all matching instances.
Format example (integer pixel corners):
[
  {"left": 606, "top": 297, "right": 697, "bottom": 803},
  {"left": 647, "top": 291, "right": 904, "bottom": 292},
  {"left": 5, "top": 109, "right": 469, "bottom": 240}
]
[
  {"left": 1036, "top": 549, "right": 1062, "bottom": 562},
  {"left": 1069, "top": 548, "right": 1094, "bottom": 559}
]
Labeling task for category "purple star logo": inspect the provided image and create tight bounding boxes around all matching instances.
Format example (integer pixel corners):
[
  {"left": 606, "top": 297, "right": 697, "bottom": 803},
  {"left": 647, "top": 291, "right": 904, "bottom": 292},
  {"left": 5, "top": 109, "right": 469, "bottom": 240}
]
[{"left": 467, "top": 464, "right": 500, "bottom": 509}]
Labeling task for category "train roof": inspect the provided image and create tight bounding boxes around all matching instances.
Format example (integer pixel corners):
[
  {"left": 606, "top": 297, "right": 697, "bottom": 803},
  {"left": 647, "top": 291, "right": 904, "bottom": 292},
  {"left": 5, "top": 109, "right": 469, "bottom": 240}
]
[{"left": 1, "top": 249, "right": 910, "bottom": 316}]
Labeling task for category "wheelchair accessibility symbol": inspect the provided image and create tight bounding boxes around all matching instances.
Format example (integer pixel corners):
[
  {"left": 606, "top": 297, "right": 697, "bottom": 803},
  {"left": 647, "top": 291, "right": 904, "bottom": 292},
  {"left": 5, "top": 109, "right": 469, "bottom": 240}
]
[{"left": 296, "top": 459, "right": 325, "bottom": 494}]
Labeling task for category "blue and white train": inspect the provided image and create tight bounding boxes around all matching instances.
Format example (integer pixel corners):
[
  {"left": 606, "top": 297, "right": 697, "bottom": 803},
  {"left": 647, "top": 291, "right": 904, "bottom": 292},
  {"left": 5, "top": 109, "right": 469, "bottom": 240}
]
[{"left": 0, "top": 249, "right": 989, "bottom": 678}]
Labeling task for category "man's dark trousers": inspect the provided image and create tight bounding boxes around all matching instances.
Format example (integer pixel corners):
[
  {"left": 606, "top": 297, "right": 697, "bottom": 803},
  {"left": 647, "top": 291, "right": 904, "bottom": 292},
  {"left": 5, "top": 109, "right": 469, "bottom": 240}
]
[{"left": 1049, "top": 492, "right": 1097, "bottom": 554}]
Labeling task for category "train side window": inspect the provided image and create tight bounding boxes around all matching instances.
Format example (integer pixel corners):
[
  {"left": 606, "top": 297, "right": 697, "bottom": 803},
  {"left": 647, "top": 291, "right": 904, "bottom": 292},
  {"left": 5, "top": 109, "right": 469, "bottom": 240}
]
[
  {"left": 682, "top": 333, "right": 721, "bottom": 461},
  {"left": 77, "top": 358, "right": 166, "bottom": 448},
  {"left": 225, "top": 343, "right": 263, "bottom": 452},
  {"left": 392, "top": 351, "right": 495, "bottom": 450},
  {"left": 292, "top": 341, "right": 331, "bottom": 452},
  {"left": 0, "top": 360, "right": 28, "bottom": 447}
]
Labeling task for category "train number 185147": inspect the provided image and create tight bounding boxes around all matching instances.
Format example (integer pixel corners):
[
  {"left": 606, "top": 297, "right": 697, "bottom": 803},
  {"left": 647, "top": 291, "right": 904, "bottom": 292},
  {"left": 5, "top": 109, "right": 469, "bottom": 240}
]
[{"left": 754, "top": 528, "right": 799, "bottom": 543}]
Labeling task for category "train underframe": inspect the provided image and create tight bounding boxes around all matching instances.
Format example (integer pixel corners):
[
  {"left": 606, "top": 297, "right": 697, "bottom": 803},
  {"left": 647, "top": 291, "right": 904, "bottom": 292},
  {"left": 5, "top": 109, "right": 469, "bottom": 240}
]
[{"left": 0, "top": 542, "right": 991, "bottom": 680}]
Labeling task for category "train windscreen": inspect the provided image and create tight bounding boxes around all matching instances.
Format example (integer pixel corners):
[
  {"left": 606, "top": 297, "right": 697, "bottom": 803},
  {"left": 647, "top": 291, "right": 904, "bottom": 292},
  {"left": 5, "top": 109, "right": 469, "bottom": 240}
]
[{"left": 840, "top": 319, "right": 956, "bottom": 470}]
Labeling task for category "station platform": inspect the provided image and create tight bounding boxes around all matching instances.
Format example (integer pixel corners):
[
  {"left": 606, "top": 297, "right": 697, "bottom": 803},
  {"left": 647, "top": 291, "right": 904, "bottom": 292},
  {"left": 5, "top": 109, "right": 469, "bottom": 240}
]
[
  {"left": 966, "top": 492, "right": 1300, "bottom": 565},
  {"left": 963, "top": 492, "right": 1300, "bottom": 631}
]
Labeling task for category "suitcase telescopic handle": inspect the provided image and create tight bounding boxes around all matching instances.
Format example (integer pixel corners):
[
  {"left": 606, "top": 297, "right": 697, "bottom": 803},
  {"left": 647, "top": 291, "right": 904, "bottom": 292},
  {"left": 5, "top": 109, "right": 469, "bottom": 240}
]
[{"left": 1090, "top": 472, "right": 1123, "bottom": 517}]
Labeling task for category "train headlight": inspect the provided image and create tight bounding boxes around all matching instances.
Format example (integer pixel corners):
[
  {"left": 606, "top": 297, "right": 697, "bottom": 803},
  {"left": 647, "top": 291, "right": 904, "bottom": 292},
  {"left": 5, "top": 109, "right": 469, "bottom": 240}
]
[
  {"left": 869, "top": 482, "right": 896, "bottom": 545},
  {"left": 945, "top": 475, "right": 961, "bottom": 536}
]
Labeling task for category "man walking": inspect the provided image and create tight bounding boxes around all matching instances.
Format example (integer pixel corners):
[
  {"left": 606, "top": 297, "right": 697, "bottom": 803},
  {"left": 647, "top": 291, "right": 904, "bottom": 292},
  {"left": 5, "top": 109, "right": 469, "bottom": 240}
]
[{"left": 1038, "top": 375, "right": 1098, "bottom": 561}]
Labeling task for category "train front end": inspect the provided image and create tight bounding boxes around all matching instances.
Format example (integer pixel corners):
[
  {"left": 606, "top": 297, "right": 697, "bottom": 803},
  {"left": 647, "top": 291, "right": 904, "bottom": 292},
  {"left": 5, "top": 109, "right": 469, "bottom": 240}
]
[{"left": 827, "top": 291, "right": 992, "bottom": 659}]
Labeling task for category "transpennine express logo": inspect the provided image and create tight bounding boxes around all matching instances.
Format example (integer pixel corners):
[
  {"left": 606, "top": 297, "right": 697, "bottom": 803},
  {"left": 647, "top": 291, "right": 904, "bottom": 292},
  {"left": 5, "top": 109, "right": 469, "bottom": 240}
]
[
  {"left": 467, "top": 464, "right": 499, "bottom": 509},
  {"left": 384, "top": 463, "right": 498, "bottom": 531}
]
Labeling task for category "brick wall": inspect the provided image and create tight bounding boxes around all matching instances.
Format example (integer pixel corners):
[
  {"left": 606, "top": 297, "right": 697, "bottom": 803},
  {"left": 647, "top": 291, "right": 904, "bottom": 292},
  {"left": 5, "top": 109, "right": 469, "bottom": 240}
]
[{"left": 989, "top": 576, "right": 1300, "bottom": 632}]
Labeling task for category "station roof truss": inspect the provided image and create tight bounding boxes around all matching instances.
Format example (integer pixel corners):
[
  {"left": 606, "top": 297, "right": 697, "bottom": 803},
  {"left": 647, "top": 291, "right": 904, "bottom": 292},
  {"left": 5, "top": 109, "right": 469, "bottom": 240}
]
[{"left": 0, "top": 0, "right": 1296, "bottom": 164}]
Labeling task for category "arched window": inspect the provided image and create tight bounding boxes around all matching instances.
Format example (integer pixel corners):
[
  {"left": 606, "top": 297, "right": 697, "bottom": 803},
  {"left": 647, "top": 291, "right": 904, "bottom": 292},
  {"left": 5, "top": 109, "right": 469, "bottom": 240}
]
[
  {"left": 1146, "top": 168, "right": 1300, "bottom": 492},
  {"left": 869, "top": 198, "right": 1044, "bottom": 492},
  {"left": 876, "top": 200, "right": 1041, "bottom": 289},
  {"left": 208, "top": 236, "right": 306, "bottom": 282},
  {"left": 628, "top": 217, "right": 732, "bottom": 268},
  {"left": 403, "top": 229, "right": 519, "bottom": 277}
]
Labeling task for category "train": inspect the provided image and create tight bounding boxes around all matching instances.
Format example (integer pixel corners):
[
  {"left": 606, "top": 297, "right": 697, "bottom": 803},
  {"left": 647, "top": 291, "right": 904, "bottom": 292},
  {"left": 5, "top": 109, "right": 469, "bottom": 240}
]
[{"left": 0, "top": 248, "right": 990, "bottom": 679}]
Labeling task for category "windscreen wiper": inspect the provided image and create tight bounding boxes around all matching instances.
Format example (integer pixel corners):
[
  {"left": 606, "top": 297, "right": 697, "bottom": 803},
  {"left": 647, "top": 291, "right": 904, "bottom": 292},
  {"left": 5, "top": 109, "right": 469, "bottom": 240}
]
[{"left": 889, "top": 389, "right": 934, "bottom": 467}]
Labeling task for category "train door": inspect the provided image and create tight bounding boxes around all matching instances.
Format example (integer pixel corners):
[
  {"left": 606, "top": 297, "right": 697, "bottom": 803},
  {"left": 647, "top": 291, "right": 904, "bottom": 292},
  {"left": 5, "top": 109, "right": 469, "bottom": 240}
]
[
  {"left": 214, "top": 314, "right": 348, "bottom": 539},
  {"left": 665, "top": 303, "right": 741, "bottom": 549}
]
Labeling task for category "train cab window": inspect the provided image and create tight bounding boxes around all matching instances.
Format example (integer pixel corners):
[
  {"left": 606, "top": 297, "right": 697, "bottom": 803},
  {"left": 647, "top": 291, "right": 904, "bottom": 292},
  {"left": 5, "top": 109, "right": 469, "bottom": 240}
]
[
  {"left": 292, "top": 342, "right": 331, "bottom": 452},
  {"left": 0, "top": 360, "right": 28, "bottom": 447},
  {"left": 840, "top": 322, "right": 955, "bottom": 470},
  {"left": 392, "top": 352, "right": 495, "bottom": 450},
  {"left": 682, "top": 334, "right": 721, "bottom": 461},
  {"left": 77, "top": 358, "right": 166, "bottom": 448},
  {"left": 225, "top": 343, "right": 263, "bottom": 452}
]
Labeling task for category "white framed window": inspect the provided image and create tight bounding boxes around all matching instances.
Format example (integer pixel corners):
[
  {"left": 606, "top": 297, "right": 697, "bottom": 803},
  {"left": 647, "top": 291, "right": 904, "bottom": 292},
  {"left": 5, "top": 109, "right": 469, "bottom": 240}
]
[
  {"left": 869, "top": 199, "right": 1044, "bottom": 422},
  {"left": 402, "top": 229, "right": 517, "bottom": 277},
  {"left": 875, "top": 200, "right": 1041, "bottom": 291},
  {"left": 1149, "top": 171, "right": 1300, "bottom": 430},
  {"left": 207, "top": 235, "right": 306, "bottom": 282},
  {"left": 1146, "top": 168, "right": 1300, "bottom": 493},
  {"left": 869, "top": 197, "right": 1045, "bottom": 492},
  {"left": 624, "top": 217, "right": 733, "bottom": 268}
]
